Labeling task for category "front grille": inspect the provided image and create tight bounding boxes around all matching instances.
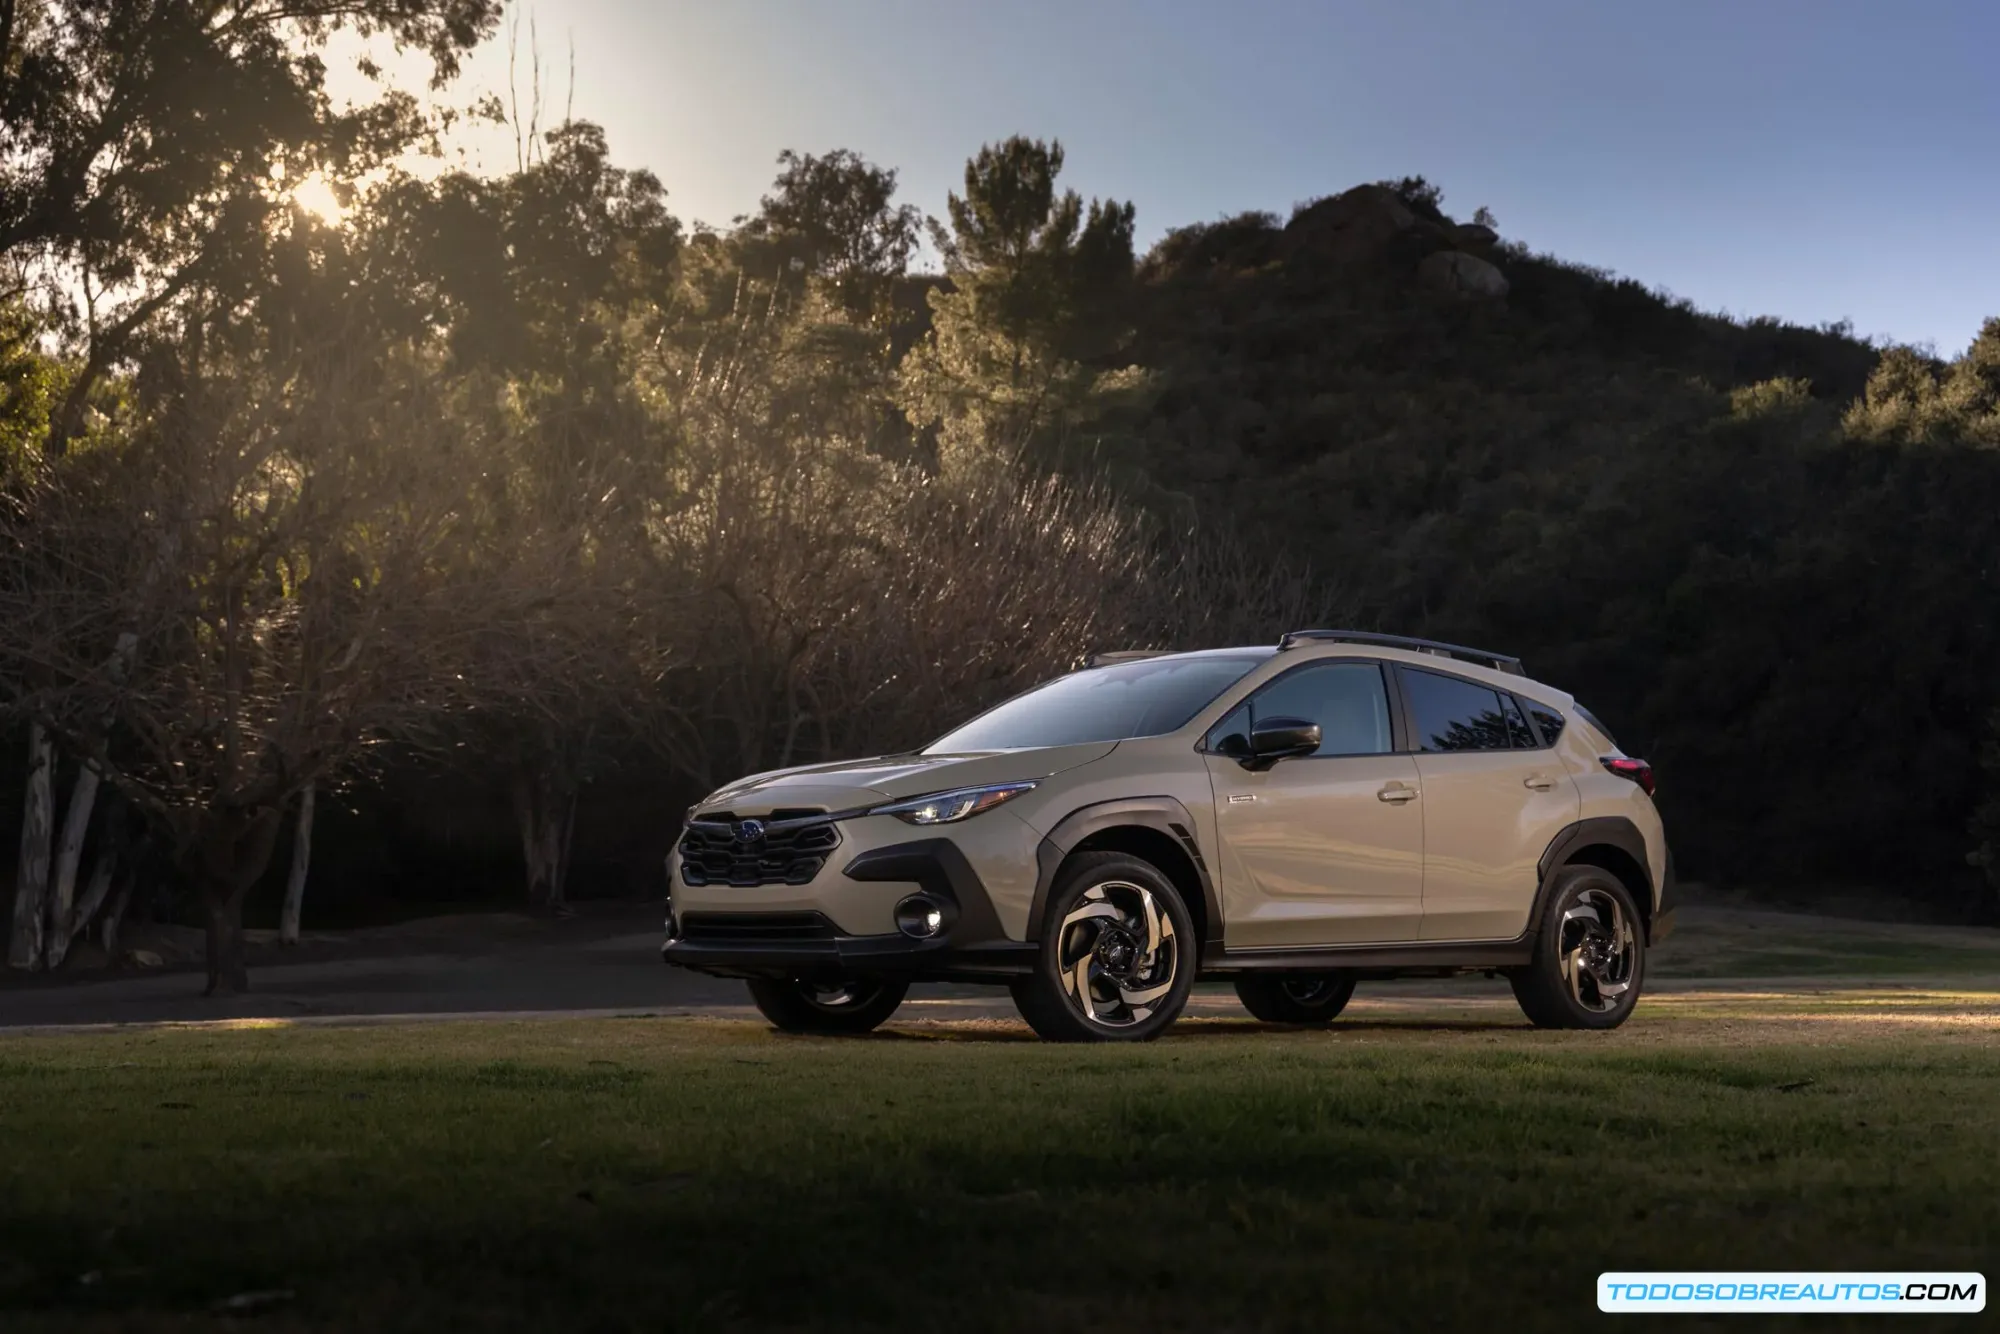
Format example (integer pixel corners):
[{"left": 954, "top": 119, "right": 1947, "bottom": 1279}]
[
  {"left": 678, "top": 911, "right": 838, "bottom": 942},
  {"left": 678, "top": 811, "right": 841, "bottom": 887}
]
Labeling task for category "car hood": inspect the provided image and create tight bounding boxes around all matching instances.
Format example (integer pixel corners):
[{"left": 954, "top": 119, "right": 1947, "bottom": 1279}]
[{"left": 695, "top": 742, "right": 1118, "bottom": 817}]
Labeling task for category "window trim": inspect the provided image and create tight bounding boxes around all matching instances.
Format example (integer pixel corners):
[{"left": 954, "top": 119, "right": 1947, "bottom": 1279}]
[
  {"left": 1195, "top": 658, "right": 1407, "bottom": 759},
  {"left": 1392, "top": 664, "right": 1562, "bottom": 755}
]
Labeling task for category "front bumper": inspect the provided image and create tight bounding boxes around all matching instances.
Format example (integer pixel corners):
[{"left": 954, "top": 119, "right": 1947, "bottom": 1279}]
[{"left": 662, "top": 836, "right": 1036, "bottom": 982}]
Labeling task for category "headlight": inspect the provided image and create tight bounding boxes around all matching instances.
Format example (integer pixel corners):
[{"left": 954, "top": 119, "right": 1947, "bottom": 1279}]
[{"left": 870, "top": 782, "right": 1037, "bottom": 825}]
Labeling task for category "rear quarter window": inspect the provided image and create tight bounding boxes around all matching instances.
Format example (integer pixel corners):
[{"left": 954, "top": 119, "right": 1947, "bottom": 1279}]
[{"left": 1525, "top": 701, "right": 1567, "bottom": 747}]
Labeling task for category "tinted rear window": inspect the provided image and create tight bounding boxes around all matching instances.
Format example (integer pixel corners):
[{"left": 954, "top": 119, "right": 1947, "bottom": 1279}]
[
  {"left": 1526, "top": 702, "right": 1566, "bottom": 746},
  {"left": 1403, "top": 669, "right": 1512, "bottom": 753}
]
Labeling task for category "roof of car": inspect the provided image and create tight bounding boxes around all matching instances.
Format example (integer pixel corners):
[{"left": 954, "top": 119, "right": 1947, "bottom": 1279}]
[{"left": 1085, "top": 641, "right": 1570, "bottom": 705}]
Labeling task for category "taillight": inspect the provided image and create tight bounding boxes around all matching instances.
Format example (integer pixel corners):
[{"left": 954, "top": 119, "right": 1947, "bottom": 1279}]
[{"left": 1601, "top": 755, "right": 1656, "bottom": 796}]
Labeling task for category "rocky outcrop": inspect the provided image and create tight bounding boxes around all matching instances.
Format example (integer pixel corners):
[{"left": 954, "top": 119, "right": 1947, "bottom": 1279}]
[
  {"left": 1418, "top": 249, "right": 1509, "bottom": 300},
  {"left": 1284, "top": 184, "right": 1429, "bottom": 264}
]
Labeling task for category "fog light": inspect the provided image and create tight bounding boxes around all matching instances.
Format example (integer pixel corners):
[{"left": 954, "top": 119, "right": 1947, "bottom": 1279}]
[{"left": 894, "top": 895, "right": 946, "bottom": 939}]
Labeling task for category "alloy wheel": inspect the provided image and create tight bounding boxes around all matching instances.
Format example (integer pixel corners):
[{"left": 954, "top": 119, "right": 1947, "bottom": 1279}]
[
  {"left": 1557, "top": 887, "right": 1636, "bottom": 1012},
  {"left": 1055, "top": 880, "right": 1180, "bottom": 1028}
]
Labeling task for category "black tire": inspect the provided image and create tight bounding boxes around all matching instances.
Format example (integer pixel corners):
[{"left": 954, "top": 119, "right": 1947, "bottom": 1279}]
[
  {"left": 1509, "top": 866, "right": 1646, "bottom": 1030},
  {"left": 745, "top": 977, "right": 909, "bottom": 1034},
  {"left": 1234, "top": 973, "right": 1357, "bottom": 1025},
  {"left": 1010, "top": 850, "right": 1196, "bottom": 1043}
]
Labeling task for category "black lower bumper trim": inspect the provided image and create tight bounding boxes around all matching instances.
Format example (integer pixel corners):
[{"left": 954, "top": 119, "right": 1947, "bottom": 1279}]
[{"left": 662, "top": 934, "right": 1036, "bottom": 982}]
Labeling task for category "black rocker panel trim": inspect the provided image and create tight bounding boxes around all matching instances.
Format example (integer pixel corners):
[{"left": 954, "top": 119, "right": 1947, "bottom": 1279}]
[
  {"left": 1210, "top": 938, "right": 1535, "bottom": 975},
  {"left": 1028, "top": 797, "right": 1223, "bottom": 955}
]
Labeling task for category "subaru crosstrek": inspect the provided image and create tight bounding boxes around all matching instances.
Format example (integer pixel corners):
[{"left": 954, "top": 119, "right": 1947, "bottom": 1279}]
[{"left": 662, "top": 630, "right": 1672, "bottom": 1042}]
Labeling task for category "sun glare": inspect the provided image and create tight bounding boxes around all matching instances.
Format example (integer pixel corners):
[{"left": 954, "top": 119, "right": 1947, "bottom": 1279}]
[{"left": 289, "top": 172, "right": 346, "bottom": 223}]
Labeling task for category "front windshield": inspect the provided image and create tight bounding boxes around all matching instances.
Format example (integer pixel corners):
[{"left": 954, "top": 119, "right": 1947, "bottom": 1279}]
[{"left": 925, "top": 654, "right": 1268, "bottom": 752}]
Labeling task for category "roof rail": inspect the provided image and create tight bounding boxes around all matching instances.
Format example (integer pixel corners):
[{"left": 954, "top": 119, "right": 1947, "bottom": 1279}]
[
  {"left": 1083, "top": 649, "right": 1169, "bottom": 669},
  {"left": 1277, "top": 629, "right": 1525, "bottom": 676}
]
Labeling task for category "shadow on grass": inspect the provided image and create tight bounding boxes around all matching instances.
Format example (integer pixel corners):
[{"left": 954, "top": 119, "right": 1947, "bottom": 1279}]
[{"left": 773, "top": 1015, "right": 1535, "bottom": 1046}]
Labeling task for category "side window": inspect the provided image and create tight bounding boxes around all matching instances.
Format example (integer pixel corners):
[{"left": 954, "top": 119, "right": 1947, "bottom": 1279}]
[
  {"left": 1527, "top": 702, "right": 1567, "bottom": 746},
  {"left": 1206, "top": 662, "right": 1393, "bottom": 757},
  {"left": 1403, "top": 669, "right": 1512, "bottom": 753},
  {"left": 1501, "top": 694, "right": 1537, "bottom": 748}
]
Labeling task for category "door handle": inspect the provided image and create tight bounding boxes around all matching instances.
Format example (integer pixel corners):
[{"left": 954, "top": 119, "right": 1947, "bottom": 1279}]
[
  {"left": 1523, "top": 775, "right": 1555, "bottom": 792},
  {"left": 1377, "top": 784, "right": 1418, "bottom": 803}
]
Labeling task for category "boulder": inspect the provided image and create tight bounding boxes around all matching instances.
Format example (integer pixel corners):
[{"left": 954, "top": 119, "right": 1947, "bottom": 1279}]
[
  {"left": 1286, "top": 184, "right": 1425, "bottom": 264},
  {"left": 1418, "top": 250, "right": 1509, "bottom": 300},
  {"left": 1452, "top": 222, "right": 1499, "bottom": 247},
  {"left": 123, "top": 948, "right": 164, "bottom": 968}
]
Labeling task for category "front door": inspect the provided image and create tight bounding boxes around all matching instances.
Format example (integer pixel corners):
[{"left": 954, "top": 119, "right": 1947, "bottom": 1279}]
[
  {"left": 1204, "top": 660, "right": 1425, "bottom": 947},
  {"left": 1396, "top": 666, "right": 1581, "bottom": 941}
]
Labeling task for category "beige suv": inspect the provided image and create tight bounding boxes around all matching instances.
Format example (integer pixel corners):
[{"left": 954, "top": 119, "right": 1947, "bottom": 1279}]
[{"left": 662, "top": 631, "right": 1672, "bottom": 1042}]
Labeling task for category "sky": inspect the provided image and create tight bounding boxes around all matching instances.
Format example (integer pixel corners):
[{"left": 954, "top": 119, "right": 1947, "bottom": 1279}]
[{"left": 414, "top": 0, "right": 1998, "bottom": 355}]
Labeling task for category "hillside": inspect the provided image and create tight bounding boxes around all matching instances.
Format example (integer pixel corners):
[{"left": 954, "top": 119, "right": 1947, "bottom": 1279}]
[{"left": 1098, "top": 181, "right": 2000, "bottom": 903}]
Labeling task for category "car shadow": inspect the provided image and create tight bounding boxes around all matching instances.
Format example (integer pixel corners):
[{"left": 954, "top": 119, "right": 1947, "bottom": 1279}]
[{"left": 779, "top": 1015, "right": 1533, "bottom": 1045}]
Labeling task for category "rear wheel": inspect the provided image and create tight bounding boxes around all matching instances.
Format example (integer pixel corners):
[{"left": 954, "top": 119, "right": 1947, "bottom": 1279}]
[
  {"left": 745, "top": 977, "right": 909, "bottom": 1034},
  {"left": 1010, "top": 851, "right": 1195, "bottom": 1043},
  {"left": 1509, "top": 866, "right": 1644, "bottom": 1030},
  {"left": 1234, "top": 973, "right": 1357, "bottom": 1025}
]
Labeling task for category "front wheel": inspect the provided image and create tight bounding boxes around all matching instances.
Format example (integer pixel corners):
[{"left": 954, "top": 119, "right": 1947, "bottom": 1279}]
[
  {"left": 745, "top": 977, "right": 909, "bottom": 1034},
  {"left": 1010, "top": 851, "right": 1196, "bottom": 1043},
  {"left": 1235, "top": 973, "right": 1357, "bottom": 1025},
  {"left": 1509, "top": 867, "right": 1645, "bottom": 1030}
]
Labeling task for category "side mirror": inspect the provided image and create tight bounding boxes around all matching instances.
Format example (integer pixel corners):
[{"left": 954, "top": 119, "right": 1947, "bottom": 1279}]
[{"left": 1244, "top": 716, "right": 1320, "bottom": 770}]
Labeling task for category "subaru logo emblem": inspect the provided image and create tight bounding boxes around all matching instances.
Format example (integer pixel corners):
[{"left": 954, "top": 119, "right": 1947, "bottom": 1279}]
[{"left": 734, "top": 819, "right": 765, "bottom": 844}]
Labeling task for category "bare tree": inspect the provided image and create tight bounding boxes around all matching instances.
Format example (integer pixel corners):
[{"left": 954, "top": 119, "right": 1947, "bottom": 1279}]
[
  {"left": 6, "top": 722, "right": 52, "bottom": 968},
  {"left": 0, "top": 334, "right": 580, "bottom": 992},
  {"left": 278, "top": 783, "right": 313, "bottom": 947}
]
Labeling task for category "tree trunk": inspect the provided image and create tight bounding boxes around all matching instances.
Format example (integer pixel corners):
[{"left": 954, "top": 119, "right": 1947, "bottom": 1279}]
[
  {"left": 191, "top": 807, "right": 283, "bottom": 996},
  {"left": 8, "top": 723, "right": 54, "bottom": 970},
  {"left": 101, "top": 853, "right": 138, "bottom": 961},
  {"left": 511, "top": 762, "right": 577, "bottom": 916},
  {"left": 62, "top": 792, "right": 129, "bottom": 958},
  {"left": 43, "top": 763, "right": 103, "bottom": 969},
  {"left": 63, "top": 842, "right": 118, "bottom": 966},
  {"left": 279, "top": 784, "right": 314, "bottom": 946},
  {"left": 203, "top": 896, "right": 249, "bottom": 996}
]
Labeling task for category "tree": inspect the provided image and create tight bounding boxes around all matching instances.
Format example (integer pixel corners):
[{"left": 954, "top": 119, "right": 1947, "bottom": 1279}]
[
  {"left": 3, "top": 0, "right": 501, "bottom": 970},
  {"left": 898, "top": 136, "right": 1138, "bottom": 474},
  {"left": 744, "top": 148, "right": 921, "bottom": 325},
  {"left": 371, "top": 119, "right": 682, "bottom": 912},
  {"left": 1, "top": 0, "right": 503, "bottom": 454},
  {"left": 0, "top": 193, "right": 591, "bottom": 989}
]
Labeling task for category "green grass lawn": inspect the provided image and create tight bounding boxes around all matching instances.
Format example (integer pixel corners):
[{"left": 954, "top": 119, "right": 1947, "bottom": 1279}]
[
  {"left": 2, "top": 1004, "right": 1996, "bottom": 1332},
  {"left": 1651, "top": 906, "right": 2000, "bottom": 982}
]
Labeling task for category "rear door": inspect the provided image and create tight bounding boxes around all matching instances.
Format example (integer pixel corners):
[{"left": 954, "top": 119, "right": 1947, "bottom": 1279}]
[
  {"left": 1396, "top": 666, "right": 1579, "bottom": 941},
  {"left": 1204, "top": 659, "right": 1426, "bottom": 947}
]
